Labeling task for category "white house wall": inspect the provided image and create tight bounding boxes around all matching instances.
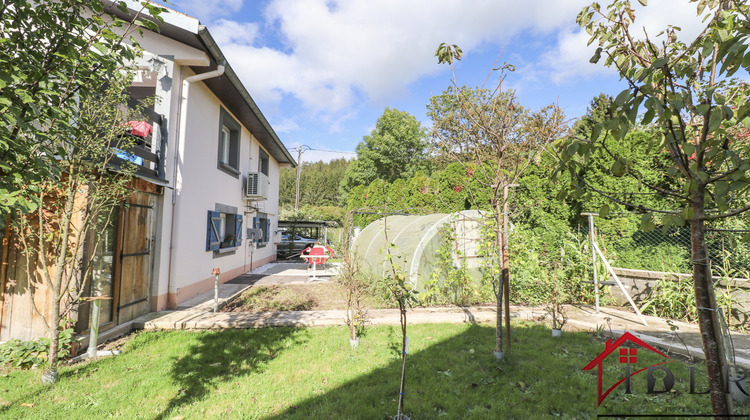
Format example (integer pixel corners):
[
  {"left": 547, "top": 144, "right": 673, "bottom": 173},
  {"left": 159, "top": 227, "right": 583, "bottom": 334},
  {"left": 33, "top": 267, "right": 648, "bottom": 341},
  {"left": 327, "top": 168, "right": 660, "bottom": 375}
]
[
  {"left": 156, "top": 68, "right": 280, "bottom": 307},
  {"left": 116, "top": 14, "right": 288, "bottom": 311}
]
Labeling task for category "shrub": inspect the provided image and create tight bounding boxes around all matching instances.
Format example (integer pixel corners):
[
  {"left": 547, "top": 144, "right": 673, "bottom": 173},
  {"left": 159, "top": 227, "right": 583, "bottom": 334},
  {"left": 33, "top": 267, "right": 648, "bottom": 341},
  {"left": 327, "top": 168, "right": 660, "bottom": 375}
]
[{"left": 0, "top": 322, "right": 74, "bottom": 369}]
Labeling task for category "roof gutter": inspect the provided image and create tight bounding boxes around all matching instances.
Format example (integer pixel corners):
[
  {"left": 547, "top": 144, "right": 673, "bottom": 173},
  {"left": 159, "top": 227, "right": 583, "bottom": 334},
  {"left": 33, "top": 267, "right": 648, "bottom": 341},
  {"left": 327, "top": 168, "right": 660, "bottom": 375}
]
[{"left": 196, "top": 26, "right": 297, "bottom": 167}]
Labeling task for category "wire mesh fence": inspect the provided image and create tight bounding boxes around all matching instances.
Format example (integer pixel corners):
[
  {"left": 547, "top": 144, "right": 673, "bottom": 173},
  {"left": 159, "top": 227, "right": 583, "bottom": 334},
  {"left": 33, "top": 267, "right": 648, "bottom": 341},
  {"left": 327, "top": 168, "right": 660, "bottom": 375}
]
[
  {"left": 506, "top": 208, "right": 750, "bottom": 278},
  {"left": 584, "top": 216, "right": 750, "bottom": 277}
]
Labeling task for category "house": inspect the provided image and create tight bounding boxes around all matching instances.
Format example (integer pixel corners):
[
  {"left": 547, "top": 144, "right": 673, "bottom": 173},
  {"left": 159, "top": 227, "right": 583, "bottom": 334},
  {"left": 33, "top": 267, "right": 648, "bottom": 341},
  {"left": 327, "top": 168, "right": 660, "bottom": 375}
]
[{"left": 0, "top": 2, "right": 296, "bottom": 341}]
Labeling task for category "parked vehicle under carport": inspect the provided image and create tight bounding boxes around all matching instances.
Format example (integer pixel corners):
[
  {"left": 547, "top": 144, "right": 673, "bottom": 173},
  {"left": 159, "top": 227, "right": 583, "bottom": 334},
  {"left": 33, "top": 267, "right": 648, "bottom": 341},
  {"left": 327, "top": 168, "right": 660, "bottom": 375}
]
[{"left": 277, "top": 234, "right": 316, "bottom": 259}]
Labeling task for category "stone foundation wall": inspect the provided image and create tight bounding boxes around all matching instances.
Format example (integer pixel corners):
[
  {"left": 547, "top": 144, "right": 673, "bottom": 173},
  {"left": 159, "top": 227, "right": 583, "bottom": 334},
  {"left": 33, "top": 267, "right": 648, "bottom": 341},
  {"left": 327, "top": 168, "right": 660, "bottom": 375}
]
[{"left": 608, "top": 267, "right": 750, "bottom": 326}]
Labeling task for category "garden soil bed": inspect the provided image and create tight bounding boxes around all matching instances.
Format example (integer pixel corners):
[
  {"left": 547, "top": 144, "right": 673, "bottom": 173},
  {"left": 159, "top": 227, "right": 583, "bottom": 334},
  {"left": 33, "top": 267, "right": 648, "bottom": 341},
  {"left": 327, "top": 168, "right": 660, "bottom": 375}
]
[{"left": 222, "top": 283, "right": 358, "bottom": 312}]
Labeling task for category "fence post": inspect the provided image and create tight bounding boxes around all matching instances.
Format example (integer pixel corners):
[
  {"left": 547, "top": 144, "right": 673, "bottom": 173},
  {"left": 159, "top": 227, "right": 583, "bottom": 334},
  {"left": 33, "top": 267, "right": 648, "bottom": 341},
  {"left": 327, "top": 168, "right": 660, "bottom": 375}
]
[{"left": 583, "top": 213, "right": 601, "bottom": 314}]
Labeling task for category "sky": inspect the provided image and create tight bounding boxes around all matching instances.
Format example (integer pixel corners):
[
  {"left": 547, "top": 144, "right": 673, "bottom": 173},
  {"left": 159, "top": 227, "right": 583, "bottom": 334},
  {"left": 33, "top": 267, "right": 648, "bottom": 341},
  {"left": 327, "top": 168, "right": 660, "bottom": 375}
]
[{"left": 166, "top": 0, "right": 710, "bottom": 165}]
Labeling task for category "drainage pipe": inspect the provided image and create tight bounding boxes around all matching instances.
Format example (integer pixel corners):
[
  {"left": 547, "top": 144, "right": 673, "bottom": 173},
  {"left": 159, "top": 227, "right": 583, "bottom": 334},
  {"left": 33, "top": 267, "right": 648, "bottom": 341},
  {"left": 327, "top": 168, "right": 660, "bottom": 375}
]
[{"left": 165, "top": 62, "right": 225, "bottom": 308}]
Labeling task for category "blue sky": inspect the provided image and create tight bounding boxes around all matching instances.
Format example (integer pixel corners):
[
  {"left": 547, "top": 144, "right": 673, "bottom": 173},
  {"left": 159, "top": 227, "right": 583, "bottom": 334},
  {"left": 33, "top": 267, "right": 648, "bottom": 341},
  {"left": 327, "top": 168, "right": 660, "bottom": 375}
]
[{"left": 166, "top": 0, "right": 708, "bottom": 164}]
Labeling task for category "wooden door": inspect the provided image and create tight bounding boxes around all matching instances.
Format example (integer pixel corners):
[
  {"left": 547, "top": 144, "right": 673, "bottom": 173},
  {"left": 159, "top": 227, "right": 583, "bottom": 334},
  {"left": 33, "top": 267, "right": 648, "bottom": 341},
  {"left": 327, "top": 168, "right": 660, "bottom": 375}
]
[{"left": 114, "top": 192, "right": 157, "bottom": 324}]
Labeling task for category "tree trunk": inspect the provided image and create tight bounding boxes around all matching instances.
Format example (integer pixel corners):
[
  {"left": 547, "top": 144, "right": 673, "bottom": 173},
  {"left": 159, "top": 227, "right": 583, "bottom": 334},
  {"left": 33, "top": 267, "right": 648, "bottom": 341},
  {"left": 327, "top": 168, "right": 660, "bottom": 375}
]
[
  {"left": 47, "top": 277, "right": 61, "bottom": 372},
  {"left": 502, "top": 185, "right": 511, "bottom": 354},
  {"left": 44, "top": 182, "right": 78, "bottom": 377},
  {"left": 691, "top": 186, "right": 732, "bottom": 415},
  {"left": 494, "top": 200, "right": 504, "bottom": 355},
  {"left": 397, "top": 306, "right": 407, "bottom": 418}
]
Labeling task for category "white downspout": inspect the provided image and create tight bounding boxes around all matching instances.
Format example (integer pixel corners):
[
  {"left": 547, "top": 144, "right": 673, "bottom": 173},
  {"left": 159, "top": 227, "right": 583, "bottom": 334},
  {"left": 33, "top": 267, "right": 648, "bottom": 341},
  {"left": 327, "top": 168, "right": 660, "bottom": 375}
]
[{"left": 165, "top": 63, "right": 225, "bottom": 308}]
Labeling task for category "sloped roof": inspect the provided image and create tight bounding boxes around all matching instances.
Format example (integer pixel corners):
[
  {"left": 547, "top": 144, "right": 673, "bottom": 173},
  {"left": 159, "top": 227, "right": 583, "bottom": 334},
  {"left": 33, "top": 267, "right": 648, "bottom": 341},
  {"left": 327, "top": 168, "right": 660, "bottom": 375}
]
[{"left": 106, "top": 1, "right": 296, "bottom": 167}]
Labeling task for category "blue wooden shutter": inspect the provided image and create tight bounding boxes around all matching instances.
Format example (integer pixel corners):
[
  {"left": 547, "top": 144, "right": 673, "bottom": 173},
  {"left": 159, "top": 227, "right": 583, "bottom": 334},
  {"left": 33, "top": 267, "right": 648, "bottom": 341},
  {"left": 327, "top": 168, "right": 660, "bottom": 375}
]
[
  {"left": 263, "top": 218, "right": 269, "bottom": 244},
  {"left": 234, "top": 214, "right": 243, "bottom": 247},
  {"left": 206, "top": 211, "right": 221, "bottom": 251}
]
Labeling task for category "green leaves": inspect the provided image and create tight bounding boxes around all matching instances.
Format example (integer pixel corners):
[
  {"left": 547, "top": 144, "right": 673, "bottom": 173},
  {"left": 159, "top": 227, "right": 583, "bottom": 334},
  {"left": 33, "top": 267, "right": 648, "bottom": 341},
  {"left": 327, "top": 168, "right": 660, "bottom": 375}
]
[
  {"left": 0, "top": 0, "right": 147, "bottom": 217},
  {"left": 565, "top": 0, "right": 750, "bottom": 233},
  {"left": 342, "top": 108, "right": 430, "bottom": 195},
  {"left": 590, "top": 47, "right": 603, "bottom": 64},
  {"left": 680, "top": 205, "right": 694, "bottom": 221},
  {"left": 599, "top": 204, "right": 610, "bottom": 218},
  {"left": 651, "top": 57, "right": 669, "bottom": 69},
  {"left": 435, "top": 43, "right": 463, "bottom": 65},
  {"left": 640, "top": 213, "right": 656, "bottom": 232},
  {"left": 611, "top": 159, "right": 626, "bottom": 177}
]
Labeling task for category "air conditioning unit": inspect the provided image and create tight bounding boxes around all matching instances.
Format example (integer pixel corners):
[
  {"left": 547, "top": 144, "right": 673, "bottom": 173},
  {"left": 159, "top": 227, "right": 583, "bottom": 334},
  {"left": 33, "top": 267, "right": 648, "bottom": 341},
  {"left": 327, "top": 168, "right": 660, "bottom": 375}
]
[{"left": 245, "top": 172, "right": 268, "bottom": 200}]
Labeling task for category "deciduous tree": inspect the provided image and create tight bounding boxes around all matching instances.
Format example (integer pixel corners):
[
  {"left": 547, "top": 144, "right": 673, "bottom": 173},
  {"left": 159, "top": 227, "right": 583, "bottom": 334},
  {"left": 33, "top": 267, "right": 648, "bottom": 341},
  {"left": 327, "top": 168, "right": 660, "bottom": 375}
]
[
  {"left": 340, "top": 108, "right": 430, "bottom": 197},
  {"left": 14, "top": 75, "right": 151, "bottom": 382},
  {"left": 1, "top": 0, "right": 164, "bottom": 381},
  {"left": 433, "top": 45, "right": 567, "bottom": 358},
  {"left": 0, "top": 0, "right": 163, "bottom": 216},
  {"left": 564, "top": 0, "right": 750, "bottom": 413}
]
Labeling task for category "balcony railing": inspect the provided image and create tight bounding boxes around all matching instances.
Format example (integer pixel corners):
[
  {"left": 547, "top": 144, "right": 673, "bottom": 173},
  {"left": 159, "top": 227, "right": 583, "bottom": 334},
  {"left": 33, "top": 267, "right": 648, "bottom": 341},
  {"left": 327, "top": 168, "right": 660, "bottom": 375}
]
[{"left": 109, "top": 97, "right": 168, "bottom": 183}]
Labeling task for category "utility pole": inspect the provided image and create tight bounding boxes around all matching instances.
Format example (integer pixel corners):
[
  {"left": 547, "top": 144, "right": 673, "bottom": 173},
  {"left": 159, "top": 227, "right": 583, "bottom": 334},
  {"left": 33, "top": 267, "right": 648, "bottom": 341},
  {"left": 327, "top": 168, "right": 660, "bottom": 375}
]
[{"left": 294, "top": 145, "right": 310, "bottom": 212}]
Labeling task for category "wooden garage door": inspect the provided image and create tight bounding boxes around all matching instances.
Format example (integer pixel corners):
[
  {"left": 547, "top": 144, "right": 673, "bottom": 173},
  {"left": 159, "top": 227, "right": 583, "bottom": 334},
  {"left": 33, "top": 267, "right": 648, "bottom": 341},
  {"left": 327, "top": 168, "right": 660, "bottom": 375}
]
[{"left": 115, "top": 192, "right": 157, "bottom": 324}]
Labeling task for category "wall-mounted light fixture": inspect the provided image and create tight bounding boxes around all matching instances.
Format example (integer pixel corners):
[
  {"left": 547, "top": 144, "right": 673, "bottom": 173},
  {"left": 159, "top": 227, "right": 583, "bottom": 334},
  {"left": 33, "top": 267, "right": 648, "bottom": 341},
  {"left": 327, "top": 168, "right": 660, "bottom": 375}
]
[{"left": 148, "top": 56, "right": 168, "bottom": 78}]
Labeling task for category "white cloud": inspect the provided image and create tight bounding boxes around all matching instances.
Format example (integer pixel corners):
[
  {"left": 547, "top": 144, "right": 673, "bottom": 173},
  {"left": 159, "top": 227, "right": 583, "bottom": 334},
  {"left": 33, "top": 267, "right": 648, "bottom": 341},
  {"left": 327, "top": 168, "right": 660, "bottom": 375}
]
[
  {"left": 173, "top": 0, "right": 717, "bottom": 141},
  {"left": 270, "top": 117, "right": 300, "bottom": 133},
  {"left": 284, "top": 144, "right": 356, "bottom": 163},
  {"left": 202, "top": 0, "right": 593, "bottom": 113},
  {"left": 210, "top": 19, "right": 259, "bottom": 46},
  {"left": 541, "top": 27, "right": 613, "bottom": 84},
  {"left": 301, "top": 149, "right": 356, "bottom": 163},
  {"left": 539, "top": 0, "right": 712, "bottom": 85}
]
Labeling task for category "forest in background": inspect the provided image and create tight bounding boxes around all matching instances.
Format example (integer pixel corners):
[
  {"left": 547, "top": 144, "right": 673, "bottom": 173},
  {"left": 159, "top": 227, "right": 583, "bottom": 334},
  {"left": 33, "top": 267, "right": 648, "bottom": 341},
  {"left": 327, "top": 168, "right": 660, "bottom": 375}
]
[{"left": 279, "top": 93, "right": 750, "bottom": 279}]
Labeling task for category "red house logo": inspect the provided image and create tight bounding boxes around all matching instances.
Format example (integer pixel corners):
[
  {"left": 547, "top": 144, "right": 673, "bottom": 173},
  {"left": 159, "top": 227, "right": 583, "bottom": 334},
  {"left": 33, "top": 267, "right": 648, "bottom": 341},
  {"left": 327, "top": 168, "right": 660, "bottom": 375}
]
[{"left": 582, "top": 332, "right": 671, "bottom": 406}]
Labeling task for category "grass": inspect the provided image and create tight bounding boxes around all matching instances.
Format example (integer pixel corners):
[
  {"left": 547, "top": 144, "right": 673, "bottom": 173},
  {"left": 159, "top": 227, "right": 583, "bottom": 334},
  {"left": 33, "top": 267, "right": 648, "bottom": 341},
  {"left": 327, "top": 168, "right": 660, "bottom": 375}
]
[{"left": 0, "top": 322, "right": 746, "bottom": 419}]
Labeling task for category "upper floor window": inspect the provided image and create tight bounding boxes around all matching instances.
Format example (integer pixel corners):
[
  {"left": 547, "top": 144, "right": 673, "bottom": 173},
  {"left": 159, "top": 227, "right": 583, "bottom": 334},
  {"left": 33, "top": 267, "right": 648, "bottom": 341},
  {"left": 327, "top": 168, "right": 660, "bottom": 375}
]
[
  {"left": 218, "top": 108, "right": 240, "bottom": 177},
  {"left": 259, "top": 147, "right": 269, "bottom": 176}
]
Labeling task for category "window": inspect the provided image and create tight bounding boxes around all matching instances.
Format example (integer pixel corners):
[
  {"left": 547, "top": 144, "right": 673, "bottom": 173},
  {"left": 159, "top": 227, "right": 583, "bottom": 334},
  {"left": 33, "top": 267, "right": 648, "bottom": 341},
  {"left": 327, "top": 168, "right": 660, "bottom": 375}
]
[
  {"left": 220, "top": 126, "right": 230, "bottom": 164},
  {"left": 259, "top": 147, "right": 269, "bottom": 176},
  {"left": 217, "top": 108, "right": 240, "bottom": 177},
  {"left": 253, "top": 213, "right": 270, "bottom": 247},
  {"left": 206, "top": 210, "right": 243, "bottom": 251}
]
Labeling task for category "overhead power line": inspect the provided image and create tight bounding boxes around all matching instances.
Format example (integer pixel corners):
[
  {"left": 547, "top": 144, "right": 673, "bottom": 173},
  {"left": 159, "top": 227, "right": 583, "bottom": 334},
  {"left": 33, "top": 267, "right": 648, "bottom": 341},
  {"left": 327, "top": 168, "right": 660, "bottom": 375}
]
[{"left": 288, "top": 147, "right": 356, "bottom": 155}]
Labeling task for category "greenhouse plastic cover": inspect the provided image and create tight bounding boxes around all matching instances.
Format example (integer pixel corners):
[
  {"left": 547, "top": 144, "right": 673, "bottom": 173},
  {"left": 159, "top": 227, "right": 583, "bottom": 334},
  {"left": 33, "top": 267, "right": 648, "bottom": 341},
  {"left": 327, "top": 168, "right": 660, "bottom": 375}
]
[{"left": 352, "top": 210, "right": 486, "bottom": 291}]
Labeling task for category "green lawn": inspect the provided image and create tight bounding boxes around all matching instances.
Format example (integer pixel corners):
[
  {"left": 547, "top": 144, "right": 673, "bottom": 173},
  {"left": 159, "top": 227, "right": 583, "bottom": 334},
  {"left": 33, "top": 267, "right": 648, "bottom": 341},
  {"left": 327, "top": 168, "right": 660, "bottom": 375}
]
[{"left": 0, "top": 322, "right": 746, "bottom": 419}]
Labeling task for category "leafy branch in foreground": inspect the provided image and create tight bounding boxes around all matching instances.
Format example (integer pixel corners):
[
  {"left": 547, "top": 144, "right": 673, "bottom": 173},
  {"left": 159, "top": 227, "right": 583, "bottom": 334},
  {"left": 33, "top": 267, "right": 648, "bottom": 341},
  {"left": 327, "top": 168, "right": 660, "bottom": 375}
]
[
  {"left": 0, "top": 0, "right": 165, "bottom": 217},
  {"left": 12, "top": 74, "right": 153, "bottom": 383},
  {"left": 560, "top": 0, "right": 750, "bottom": 414}
]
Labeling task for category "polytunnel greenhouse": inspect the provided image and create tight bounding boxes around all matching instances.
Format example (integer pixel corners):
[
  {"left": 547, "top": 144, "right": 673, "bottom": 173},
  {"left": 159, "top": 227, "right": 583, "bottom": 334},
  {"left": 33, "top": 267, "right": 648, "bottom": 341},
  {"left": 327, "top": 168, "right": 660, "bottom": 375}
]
[{"left": 352, "top": 210, "right": 487, "bottom": 291}]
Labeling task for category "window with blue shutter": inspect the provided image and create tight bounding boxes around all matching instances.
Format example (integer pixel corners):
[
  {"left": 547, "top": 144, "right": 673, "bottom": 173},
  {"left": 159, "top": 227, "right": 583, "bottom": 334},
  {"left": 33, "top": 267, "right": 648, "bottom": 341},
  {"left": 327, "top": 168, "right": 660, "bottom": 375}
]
[
  {"left": 206, "top": 211, "right": 221, "bottom": 251},
  {"left": 207, "top": 209, "right": 245, "bottom": 252},
  {"left": 253, "top": 213, "right": 270, "bottom": 247},
  {"left": 234, "top": 214, "right": 243, "bottom": 247}
]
